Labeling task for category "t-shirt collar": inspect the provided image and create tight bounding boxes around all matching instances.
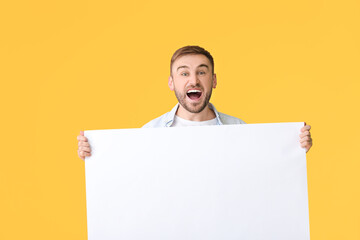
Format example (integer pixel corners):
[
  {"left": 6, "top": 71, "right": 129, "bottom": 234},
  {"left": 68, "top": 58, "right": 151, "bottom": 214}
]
[{"left": 164, "top": 103, "right": 223, "bottom": 127}]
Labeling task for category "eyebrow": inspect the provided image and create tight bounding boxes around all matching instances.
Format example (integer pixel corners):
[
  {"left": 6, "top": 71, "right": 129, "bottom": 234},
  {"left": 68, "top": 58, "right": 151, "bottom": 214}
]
[
  {"left": 176, "top": 65, "right": 189, "bottom": 71},
  {"left": 176, "top": 64, "right": 209, "bottom": 72},
  {"left": 198, "top": 64, "right": 209, "bottom": 69}
]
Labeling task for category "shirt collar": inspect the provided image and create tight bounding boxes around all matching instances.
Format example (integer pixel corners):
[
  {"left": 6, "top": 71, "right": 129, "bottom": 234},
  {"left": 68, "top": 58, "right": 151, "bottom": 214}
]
[{"left": 164, "top": 103, "right": 224, "bottom": 127}]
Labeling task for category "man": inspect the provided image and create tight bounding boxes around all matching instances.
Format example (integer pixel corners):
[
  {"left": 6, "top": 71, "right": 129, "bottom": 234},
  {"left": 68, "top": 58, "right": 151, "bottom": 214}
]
[{"left": 77, "top": 46, "right": 312, "bottom": 159}]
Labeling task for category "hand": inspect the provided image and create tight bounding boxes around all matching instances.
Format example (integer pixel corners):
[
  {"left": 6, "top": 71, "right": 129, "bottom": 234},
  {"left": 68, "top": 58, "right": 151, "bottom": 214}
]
[
  {"left": 300, "top": 123, "right": 312, "bottom": 153},
  {"left": 77, "top": 131, "right": 91, "bottom": 160}
]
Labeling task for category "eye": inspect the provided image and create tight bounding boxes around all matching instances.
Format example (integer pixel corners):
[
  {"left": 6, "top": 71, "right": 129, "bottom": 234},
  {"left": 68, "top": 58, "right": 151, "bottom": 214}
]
[
  {"left": 181, "top": 72, "right": 189, "bottom": 76},
  {"left": 198, "top": 71, "right": 206, "bottom": 75}
]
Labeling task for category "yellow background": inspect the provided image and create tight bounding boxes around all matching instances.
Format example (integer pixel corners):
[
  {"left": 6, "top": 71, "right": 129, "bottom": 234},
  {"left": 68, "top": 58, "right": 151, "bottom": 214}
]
[{"left": 1, "top": 0, "right": 359, "bottom": 239}]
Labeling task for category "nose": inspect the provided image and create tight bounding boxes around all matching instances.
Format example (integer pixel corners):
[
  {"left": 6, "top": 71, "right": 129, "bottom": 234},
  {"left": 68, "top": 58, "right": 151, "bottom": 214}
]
[{"left": 188, "top": 73, "right": 200, "bottom": 86}]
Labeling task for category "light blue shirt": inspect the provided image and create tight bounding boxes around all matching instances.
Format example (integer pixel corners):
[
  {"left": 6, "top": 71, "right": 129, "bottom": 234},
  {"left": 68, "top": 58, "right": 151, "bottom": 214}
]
[{"left": 142, "top": 103, "right": 246, "bottom": 128}]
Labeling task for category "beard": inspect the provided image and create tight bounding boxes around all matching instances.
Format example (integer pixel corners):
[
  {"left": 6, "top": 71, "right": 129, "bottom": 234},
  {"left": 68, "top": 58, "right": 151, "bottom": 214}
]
[{"left": 174, "top": 85, "right": 213, "bottom": 114}]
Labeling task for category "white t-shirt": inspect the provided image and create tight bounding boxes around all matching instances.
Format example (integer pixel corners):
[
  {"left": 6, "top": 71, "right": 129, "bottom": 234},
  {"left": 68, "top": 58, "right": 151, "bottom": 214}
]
[{"left": 171, "top": 115, "right": 218, "bottom": 127}]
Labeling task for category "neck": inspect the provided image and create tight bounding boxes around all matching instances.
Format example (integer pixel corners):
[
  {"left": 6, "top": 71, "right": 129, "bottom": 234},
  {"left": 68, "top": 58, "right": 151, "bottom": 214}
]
[{"left": 176, "top": 104, "right": 216, "bottom": 121}]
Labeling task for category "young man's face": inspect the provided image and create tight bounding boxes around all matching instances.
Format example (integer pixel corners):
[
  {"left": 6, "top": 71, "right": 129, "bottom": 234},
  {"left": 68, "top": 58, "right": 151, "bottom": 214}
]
[{"left": 168, "top": 54, "right": 217, "bottom": 114}]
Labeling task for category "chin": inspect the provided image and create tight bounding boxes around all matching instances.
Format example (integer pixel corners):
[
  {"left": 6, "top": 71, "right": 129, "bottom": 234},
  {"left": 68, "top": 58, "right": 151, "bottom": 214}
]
[{"left": 184, "top": 101, "right": 208, "bottom": 114}]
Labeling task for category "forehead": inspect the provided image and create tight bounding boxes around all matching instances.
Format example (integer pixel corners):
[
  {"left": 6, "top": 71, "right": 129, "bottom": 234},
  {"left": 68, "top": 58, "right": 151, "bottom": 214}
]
[{"left": 172, "top": 54, "right": 211, "bottom": 70}]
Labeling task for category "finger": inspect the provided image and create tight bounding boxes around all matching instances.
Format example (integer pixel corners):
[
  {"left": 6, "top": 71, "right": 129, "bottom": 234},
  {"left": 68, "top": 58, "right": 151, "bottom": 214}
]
[
  {"left": 301, "top": 141, "right": 312, "bottom": 150},
  {"left": 301, "top": 140, "right": 312, "bottom": 147},
  {"left": 301, "top": 125, "right": 311, "bottom": 132},
  {"left": 301, "top": 141, "right": 313, "bottom": 152},
  {"left": 79, "top": 146, "right": 91, "bottom": 153},
  {"left": 78, "top": 150, "right": 85, "bottom": 160},
  {"left": 300, "top": 136, "right": 311, "bottom": 143},
  {"left": 80, "top": 130, "right": 84, "bottom": 136},
  {"left": 299, "top": 131, "right": 311, "bottom": 138},
  {"left": 78, "top": 141, "right": 90, "bottom": 147},
  {"left": 77, "top": 135, "right": 88, "bottom": 141},
  {"left": 301, "top": 142, "right": 311, "bottom": 149},
  {"left": 78, "top": 150, "right": 91, "bottom": 158}
]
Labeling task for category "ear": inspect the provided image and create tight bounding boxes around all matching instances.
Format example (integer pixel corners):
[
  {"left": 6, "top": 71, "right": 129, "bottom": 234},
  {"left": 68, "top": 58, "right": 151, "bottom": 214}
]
[
  {"left": 212, "top": 73, "right": 217, "bottom": 89},
  {"left": 168, "top": 76, "right": 174, "bottom": 91}
]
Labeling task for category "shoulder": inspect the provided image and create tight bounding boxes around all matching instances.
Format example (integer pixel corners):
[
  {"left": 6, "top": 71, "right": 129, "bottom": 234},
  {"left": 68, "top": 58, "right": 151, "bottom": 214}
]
[
  {"left": 209, "top": 103, "right": 246, "bottom": 125},
  {"left": 142, "top": 104, "right": 179, "bottom": 128},
  {"left": 142, "top": 112, "right": 170, "bottom": 128},
  {"left": 218, "top": 112, "right": 246, "bottom": 125}
]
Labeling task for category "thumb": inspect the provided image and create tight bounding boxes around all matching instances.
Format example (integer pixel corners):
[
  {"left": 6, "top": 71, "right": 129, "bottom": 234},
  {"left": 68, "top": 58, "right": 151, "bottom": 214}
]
[{"left": 80, "top": 130, "right": 84, "bottom": 136}]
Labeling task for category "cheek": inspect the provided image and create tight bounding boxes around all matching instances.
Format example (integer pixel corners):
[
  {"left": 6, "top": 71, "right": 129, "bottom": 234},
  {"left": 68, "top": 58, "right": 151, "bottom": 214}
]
[
  {"left": 202, "top": 78, "right": 213, "bottom": 89},
  {"left": 174, "top": 80, "right": 186, "bottom": 89}
]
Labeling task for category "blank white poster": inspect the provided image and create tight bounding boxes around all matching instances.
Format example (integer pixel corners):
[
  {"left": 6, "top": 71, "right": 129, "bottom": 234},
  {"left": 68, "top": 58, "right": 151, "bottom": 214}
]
[{"left": 85, "top": 123, "right": 309, "bottom": 240}]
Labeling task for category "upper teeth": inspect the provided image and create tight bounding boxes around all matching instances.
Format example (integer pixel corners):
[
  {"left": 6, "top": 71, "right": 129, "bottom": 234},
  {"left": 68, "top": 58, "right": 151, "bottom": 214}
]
[{"left": 187, "top": 90, "right": 201, "bottom": 93}]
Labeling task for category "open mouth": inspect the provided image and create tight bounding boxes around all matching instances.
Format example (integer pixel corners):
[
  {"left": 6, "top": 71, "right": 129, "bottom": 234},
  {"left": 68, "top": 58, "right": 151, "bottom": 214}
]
[{"left": 186, "top": 89, "right": 202, "bottom": 100}]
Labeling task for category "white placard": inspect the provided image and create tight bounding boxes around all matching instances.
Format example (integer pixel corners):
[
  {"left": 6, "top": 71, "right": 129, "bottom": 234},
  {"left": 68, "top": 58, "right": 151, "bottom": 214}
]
[{"left": 85, "top": 123, "right": 309, "bottom": 240}]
